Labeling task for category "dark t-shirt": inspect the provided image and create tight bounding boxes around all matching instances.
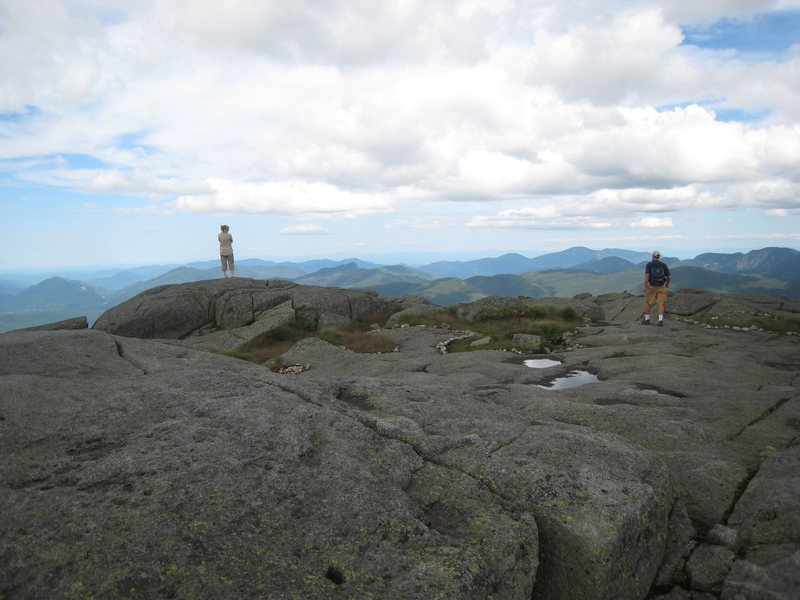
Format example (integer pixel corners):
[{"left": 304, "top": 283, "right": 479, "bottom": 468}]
[{"left": 645, "top": 260, "right": 670, "bottom": 285}]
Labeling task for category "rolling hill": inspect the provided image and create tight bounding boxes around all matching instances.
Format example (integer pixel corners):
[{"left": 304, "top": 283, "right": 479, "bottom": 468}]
[
  {"left": 417, "top": 246, "right": 661, "bottom": 278},
  {"left": 373, "top": 265, "right": 800, "bottom": 305},
  {"left": 2, "top": 246, "right": 799, "bottom": 333},
  {"left": 683, "top": 247, "right": 800, "bottom": 280},
  {"left": 294, "top": 262, "right": 436, "bottom": 288}
]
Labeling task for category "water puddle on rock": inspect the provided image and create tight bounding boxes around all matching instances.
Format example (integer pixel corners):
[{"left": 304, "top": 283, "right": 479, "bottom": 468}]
[
  {"left": 523, "top": 358, "right": 600, "bottom": 390},
  {"left": 535, "top": 370, "right": 600, "bottom": 390},
  {"left": 524, "top": 358, "right": 562, "bottom": 369}
]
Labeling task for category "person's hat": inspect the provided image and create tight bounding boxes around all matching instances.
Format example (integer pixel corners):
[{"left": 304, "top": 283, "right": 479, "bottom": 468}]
[{"left": 652, "top": 250, "right": 661, "bottom": 258}]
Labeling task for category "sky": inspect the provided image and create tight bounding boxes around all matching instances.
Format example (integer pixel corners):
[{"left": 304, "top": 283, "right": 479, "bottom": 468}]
[{"left": 1, "top": 0, "right": 800, "bottom": 270}]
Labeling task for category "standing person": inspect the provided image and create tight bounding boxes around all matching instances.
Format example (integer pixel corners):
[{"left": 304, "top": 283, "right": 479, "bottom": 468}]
[
  {"left": 218, "top": 225, "right": 236, "bottom": 278},
  {"left": 642, "top": 250, "right": 671, "bottom": 326}
]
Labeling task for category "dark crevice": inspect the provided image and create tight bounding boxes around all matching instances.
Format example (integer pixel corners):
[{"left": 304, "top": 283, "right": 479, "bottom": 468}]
[
  {"left": 113, "top": 339, "right": 148, "bottom": 375},
  {"left": 488, "top": 425, "right": 530, "bottom": 456},
  {"left": 634, "top": 383, "right": 686, "bottom": 398},
  {"left": 594, "top": 398, "right": 637, "bottom": 406},
  {"left": 336, "top": 387, "right": 376, "bottom": 410},
  {"left": 325, "top": 565, "right": 346, "bottom": 585},
  {"left": 728, "top": 396, "right": 792, "bottom": 440},
  {"left": 721, "top": 465, "right": 761, "bottom": 527}
]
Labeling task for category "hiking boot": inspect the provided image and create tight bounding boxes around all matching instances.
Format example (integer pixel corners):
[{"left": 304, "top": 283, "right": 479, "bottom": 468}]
[
  {"left": 641, "top": 320, "right": 650, "bottom": 325},
  {"left": 657, "top": 320, "right": 663, "bottom": 327}
]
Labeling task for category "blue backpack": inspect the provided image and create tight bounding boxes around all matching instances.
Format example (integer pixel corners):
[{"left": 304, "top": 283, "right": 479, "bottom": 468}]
[{"left": 650, "top": 261, "right": 667, "bottom": 286}]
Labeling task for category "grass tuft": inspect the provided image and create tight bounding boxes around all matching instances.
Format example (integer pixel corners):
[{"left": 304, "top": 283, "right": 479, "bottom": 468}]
[
  {"left": 394, "top": 303, "right": 582, "bottom": 352},
  {"left": 223, "top": 307, "right": 401, "bottom": 365}
]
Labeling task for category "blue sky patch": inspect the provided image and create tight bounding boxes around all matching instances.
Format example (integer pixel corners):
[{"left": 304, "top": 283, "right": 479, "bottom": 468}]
[
  {"left": 0, "top": 105, "right": 41, "bottom": 122},
  {"left": 682, "top": 11, "right": 800, "bottom": 54},
  {"left": 52, "top": 154, "right": 110, "bottom": 170},
  {"left": 713, "top": 107, "right": 772, "bottom": 123},
  {"left": 116, "top": 131, "right": 155, "bottom": 151},
  {"left": 657, "top": 100, "right": 770, "bottom": 123}
]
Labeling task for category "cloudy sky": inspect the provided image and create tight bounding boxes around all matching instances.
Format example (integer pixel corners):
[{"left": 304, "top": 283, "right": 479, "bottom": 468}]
[{"left": 2, "top": 0, "right": 800, "bottom": 269}]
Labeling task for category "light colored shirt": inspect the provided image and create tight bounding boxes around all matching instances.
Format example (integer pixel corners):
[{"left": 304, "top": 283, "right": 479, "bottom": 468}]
[{"left": 218, "top": 232, "right": 233, "bottom": 256}]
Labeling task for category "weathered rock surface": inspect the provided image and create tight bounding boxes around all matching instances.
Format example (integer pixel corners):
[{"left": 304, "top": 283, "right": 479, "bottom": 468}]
[
  {"left": 92, "top": 278, "right": 433, "bottom": 352},
  {"left": 9, "top": 315, "right": 88, "bottom": 332},
  {"left": 2, "top": 285, "right": 799, "bottom": 599}
]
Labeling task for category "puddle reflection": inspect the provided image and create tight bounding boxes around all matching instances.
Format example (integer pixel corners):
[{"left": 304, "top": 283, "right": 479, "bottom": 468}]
[
  {"left": 536, "top": 370, "right": 600, "bottom": 390},
  {"left": 524, "top": 359, "right": 561, "bottom": 369}
]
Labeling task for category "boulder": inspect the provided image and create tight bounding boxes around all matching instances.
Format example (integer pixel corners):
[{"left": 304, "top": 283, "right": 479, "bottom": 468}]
[
  {"left": 593, "top": 289, "right": 800, "bottom": 325},
  {"left": 686, "top": 544, "right": 736, "bottom": 594},
  {"left": 512, "top": 332, "right": 542, "bottom": 352},
  {"left": 722, "top": 444, "right": 800, "bottom": 599},
  {"left": 93, "top": 279, "right": 413, "bottom": 352},
  {"left": 384, "top": 295, "right": 443, "bottom": 327},
  {"left": 9, "top": 315, "right": 88, "bottom": 332},
  {"left": 185, "top": 299, "right": 296, "bottom": 352},
  {"left": 654, "top": 499, "right": 696, "bottom": 588},
  {"left": 722, "top": 551, "right": 800, "bottom": 600}
]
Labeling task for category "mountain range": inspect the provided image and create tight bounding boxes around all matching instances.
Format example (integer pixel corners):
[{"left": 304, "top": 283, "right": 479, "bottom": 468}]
[{"left": 2, "top": 246, "right": 799, "bottom": 332}]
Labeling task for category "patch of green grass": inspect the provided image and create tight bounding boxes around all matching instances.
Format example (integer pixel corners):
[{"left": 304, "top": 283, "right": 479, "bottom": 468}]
[
  {"left": 395, "top": 303, "right": 582, "bottom": 351},
  {"left": 348, "top": 306, "right": 405, "bottom": 331},
  {"left": 235, "top": 322, "right": 317, "bottom": 364},
  {"left": 225, "top": 310, "right": 400, "bottom": 366},
  {"left": 320, "top": 328, "right": 396, "bottom": 353}
]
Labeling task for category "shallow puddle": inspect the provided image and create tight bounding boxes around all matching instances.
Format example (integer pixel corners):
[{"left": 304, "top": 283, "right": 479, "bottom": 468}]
[
  {"left": 524, "top": 358, "right": 561, "bottom": 369},
  {"left": 536, "top": 370, "right": 600, "bottom": 390}
]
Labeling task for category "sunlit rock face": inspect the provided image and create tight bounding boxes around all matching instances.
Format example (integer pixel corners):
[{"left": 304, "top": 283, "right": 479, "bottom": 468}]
[{"left": 2, "top": 287, "right": 798, "bottom": 600}]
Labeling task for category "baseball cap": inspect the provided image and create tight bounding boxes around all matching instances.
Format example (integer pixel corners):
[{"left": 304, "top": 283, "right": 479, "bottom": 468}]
[{"left": 652, "top": 250, "right": 661, "bottom": 258}]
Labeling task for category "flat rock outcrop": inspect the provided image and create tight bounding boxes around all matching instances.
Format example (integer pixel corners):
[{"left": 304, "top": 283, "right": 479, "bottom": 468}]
[
  {"left": 92, "top": 278, "right": 433, "bottom": 352},
  {"left": 2, "top": 285, "right": 799, "bottom": 599},
  {"left": 9, "top": 315, "right": 88, "bottom": 332}
]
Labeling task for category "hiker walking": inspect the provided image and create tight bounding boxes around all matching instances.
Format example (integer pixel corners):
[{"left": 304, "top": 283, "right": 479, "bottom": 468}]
[
  {"left": 642, "top": 250, "right": 671, "bottom": 326},
  {"left": 218, "top": 224, "right": 236, "bottom": 278}
]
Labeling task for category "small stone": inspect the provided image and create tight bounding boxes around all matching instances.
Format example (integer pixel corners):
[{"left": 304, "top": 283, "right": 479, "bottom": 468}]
[
  {"left": 706, "top": 524, "right": 739, "bottom": 552},
  {"left": 511, "top": 333, "right": 542, "bottom": 353},
  {"left": 686, "top": 543, "right": 736, "bottom": 594}
]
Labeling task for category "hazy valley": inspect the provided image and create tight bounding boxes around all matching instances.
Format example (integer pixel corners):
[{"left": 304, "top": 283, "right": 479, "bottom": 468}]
[{"left": 2, "top": 246, "right": 799, "bottom": 332}]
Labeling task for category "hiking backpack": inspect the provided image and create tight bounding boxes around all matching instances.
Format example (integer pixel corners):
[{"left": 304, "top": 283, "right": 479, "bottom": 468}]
[{"left": 649, "top": 261, "right": 667, "bottom": 286}]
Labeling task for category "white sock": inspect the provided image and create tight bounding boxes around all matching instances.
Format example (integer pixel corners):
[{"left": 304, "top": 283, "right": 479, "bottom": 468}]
[
  {"left": 658, "top": 315, "right": 664, "bottom": 321},
  {"left": 644, "top": 315, "right": 651, "bottom": 321}
]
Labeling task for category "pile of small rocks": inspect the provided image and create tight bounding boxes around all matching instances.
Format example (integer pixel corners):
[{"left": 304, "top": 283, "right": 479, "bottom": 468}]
[{"left": 277, "top": 363, "right": 310, "bottom": 374}]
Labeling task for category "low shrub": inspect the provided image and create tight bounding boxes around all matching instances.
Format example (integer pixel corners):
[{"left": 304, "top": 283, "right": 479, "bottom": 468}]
[
  {"left": 394, "top": 302, "right": 582, "bottom": 351},
  {"left": 558, "top": 305, "right": 578, "bottom": 321},
  {"left": 474, "top": 304, "right": 556, "bottom": 322},
  {"left": 225, "top": 318, "right": 397, "bottom": 365},
  {"left": 348, "top": 306, "right": 405, "bottom": 331},
  {"left": 321, "top": 329, "right": 396, "bottom": 353}
]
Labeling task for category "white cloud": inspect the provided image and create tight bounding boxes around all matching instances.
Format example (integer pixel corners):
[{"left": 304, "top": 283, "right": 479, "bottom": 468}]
[
  {"left": 114, "top": 205, "right": 176, "bottom": 216},
  {"left": 2, "top": 0, "right": 800, "bottom": 234},
  {"left": 466, "top": 207, "right": 614, "bottom": 230},
  {"left": 278, "top": 224, "right": 331, "bottom": 235},
  {"left": 174, "top": 179, "right": 395, "bottom": 217},
  {"left": 631, "top": 216, "right": 674, "bottom": 228},
  {"left": 88, "top": 169, "right": 212, "bottom": 196}
]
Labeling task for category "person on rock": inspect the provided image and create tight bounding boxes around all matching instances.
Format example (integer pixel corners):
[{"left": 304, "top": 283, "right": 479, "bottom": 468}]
[
  {"left": 218, "top": 224, "right": 236, "bottom": 278},
  {"left": 642, "top": 250, "right": 671, "bottom": 326}
]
